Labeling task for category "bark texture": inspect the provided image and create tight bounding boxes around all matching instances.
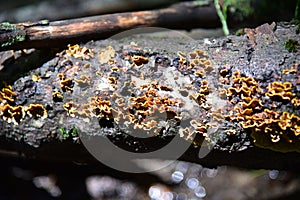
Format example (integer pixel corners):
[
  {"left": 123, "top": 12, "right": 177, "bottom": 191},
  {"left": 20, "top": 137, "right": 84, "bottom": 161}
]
[
  {"left": 0, "top": 22, "right": 299, "bottom": 170},
  {"left": 0, "top": 2, "right": 219, "bottom": 51}
]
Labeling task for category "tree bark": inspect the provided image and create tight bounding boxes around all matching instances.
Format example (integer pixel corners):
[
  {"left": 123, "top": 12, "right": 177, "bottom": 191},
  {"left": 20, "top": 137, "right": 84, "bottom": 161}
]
[{"left": 0, "top": 22, "right": 299, "bottom": 171}]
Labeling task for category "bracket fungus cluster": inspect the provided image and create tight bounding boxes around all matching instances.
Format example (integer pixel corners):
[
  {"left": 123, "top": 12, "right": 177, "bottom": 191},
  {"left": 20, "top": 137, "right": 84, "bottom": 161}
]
[
  {"left": 266, "top": 81, "right": 294, "bottom": 101},
  {"left": 57, "top": 39, "right": 300, "bottom": 153},
  {"left": 0, "top": 86, "right": 47, "bottom": 125},
  {"left": 55, "top": 44, "right": 224, "bottom": 144},
  {"left": 217, "top": 63, "right": 300, "bottom": 152},
  {"left": 63, "top": 97, "right": 112, "bottom": 120},
  {"left": 0, "top": 37, "right": 299, "bottom": 153},
  {"left": 66, "top": 44, "right": 94, "bottom": 60}
]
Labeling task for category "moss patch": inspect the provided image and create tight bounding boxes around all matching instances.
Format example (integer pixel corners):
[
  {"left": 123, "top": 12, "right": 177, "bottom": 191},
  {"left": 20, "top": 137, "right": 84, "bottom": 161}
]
[{"left": 0, "top": 22, "right": 26, "bottom": 47}]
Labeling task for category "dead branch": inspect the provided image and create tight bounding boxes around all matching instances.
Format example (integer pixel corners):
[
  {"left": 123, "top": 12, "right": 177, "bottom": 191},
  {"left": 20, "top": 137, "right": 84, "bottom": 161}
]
[
  {"left": 1, "top": 0, "right": 297, "bottom": 51},
  {"left": 0, "top": 2, "right": 219, "bottom": 51},
  {"left": 0, "top": 0, "right": 177, "bottom": 22}
]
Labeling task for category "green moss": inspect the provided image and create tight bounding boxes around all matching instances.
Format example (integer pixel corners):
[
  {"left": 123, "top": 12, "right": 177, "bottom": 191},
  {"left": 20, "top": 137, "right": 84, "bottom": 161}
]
[
  {"left": 39, "top": 19, "right": 49, "bottom": 25},
  {"left": 15, "top": 35, "right": 25, "bottom": 42},
  {"left": 235, "top": 28, "right": 245, "bottom": 36},
  {"left": 284, "top": 39, "right": 299, "bottom": 52},
  {"left": 59, "top": 128, "right": 69, "bottom": 139},
  {"left": 59, "top": 126, "right": 78, "bottom": 139},
  {"left": 1, "top": 42, "right": 11, "bottom": 47},
  {"left": 0, "top": 22, "right": 26, "bottom": 47},
  {"left": 0, "top": 22, "right": 16, "bottom": 30},
  {"left": 70, "top": 127, "right": 78, "bottom": 137}
]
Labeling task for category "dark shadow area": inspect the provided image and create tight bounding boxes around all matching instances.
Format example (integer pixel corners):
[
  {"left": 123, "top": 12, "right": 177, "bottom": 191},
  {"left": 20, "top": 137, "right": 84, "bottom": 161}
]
[{"left": 0, "top": 49, "right": 58, "bottom": 88}]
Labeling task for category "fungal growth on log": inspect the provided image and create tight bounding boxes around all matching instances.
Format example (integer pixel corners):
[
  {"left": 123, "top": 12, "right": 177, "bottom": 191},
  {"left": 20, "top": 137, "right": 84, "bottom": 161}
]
[
  {"left": 0, "top": 24, "right": 299, "bottom": 155},
  {"left": 58, "top": 44, "right": 225, "bottom": 146},
  {"left": 0, "top": 85, "right": 47, "bottom": 125},
  {"left": 218, "top": 68, "right": 300, "bottom": 152}
]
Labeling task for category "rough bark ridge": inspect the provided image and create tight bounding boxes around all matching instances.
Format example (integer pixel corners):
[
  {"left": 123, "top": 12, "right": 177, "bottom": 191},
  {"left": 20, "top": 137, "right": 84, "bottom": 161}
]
[{"left": 0, "top": 22, "right": 299, "bottom": 170}]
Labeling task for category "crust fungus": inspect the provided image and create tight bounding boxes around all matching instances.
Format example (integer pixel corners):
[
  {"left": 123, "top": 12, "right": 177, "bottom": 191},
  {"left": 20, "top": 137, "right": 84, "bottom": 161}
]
[
  {"left": 112, "top": 81, "right": 183, "bottom": 134},
  {"left": 250, "top": 111, "right": 300, "bottom": 152},
  {"left": 0, "top": 86, "right": 17, "bottom": 103},
  {"left": 0, "top": 85, "right": 49, "bottom": 125},
  {"left": 0, "top": 86, "right": 21, "bottom": 125},
  {"left": 292, "top": 98, "right": 300, "bottom": 106},
  {"left": 224, "top": 129, "right": 236, "bottom": 135},
  {"left": 282, "top": 64, "right": 297, "bottom": 74},
  {"left": 74, "top": 75, "right": 91, "bottom": 87},
  {"left": 52, "top": 91, "right": 63, "bottom": 102},
  {"left": 176, "top": 49, "right": 213, "bottom": 79},
  {"left": 0, "top": 105, "right": 24, "bottom": 125},
  {"left": 60, "top": 78, "right": 73, "bottom": 92},
  {"left": 58, "top": 73, "right": 74, "bottom": 92},
  {"left": 266, "top": 81, "right": 294, "bottom": 101},
  {"left": 63, "top": 101, "right": 85, "bottom": 117},
  {"left": 3, "top": 39, "right": 297, "bottom": 153},
  {"left": 107, "top": 76, "right": 117, "bottom": 85},
  {"left": 32, "top": 74, "right": 41, "bottom": 82},
  {"left": 98, "top": 46, "right": 116, "bottom": 64},
  {"left": 90, "top": 96, "right": 112, "bottom": 120},
  {"left": 25, "top": 104, "right": 48, "bottom": 119},
  {"left": 220, "top": 67, "right": 300, "bottom": 152},
  {"left": 57, "top": 73, "right": 64, "bottom": 80},
  {"left": 190, "top": 120, "right": 208, "bottom": 135},
  {"left": 66, "top": 44, "right": 94, "bottom": 60},
  {"left": 131, "top": 55, "right": 149, "bottom": 66},
  {"left": 62, "top": 95, "right": 113, "bottom": 120}
]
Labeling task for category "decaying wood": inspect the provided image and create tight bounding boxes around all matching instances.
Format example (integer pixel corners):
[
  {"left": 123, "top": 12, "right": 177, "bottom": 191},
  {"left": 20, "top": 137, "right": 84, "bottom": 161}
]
[
  {"left": 0, "top": 0, "right": 297, "bottom": 51},
  {"left": 0, "top": 2, "right": 219, "bottom": 51},
  {"left": 1, "top": 0, "right": 298, "bottom": 51},
  {"left": 0, "top": 0, "right": 177, "bottom": 22},
  {"left": 0, "top": 22, "right": 299, "bottom": 171}
]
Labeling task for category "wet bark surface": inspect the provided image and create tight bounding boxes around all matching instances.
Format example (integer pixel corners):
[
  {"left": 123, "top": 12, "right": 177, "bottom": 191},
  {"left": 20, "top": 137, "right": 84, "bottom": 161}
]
[{"left": 0, "top": 22, "right": 299, "bottom": 170}]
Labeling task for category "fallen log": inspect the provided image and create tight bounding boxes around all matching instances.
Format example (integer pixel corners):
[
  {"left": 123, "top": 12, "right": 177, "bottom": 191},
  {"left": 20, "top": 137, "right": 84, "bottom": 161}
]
[{"left": 0, "top": 22, "right": 299, "bottom": 171}]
